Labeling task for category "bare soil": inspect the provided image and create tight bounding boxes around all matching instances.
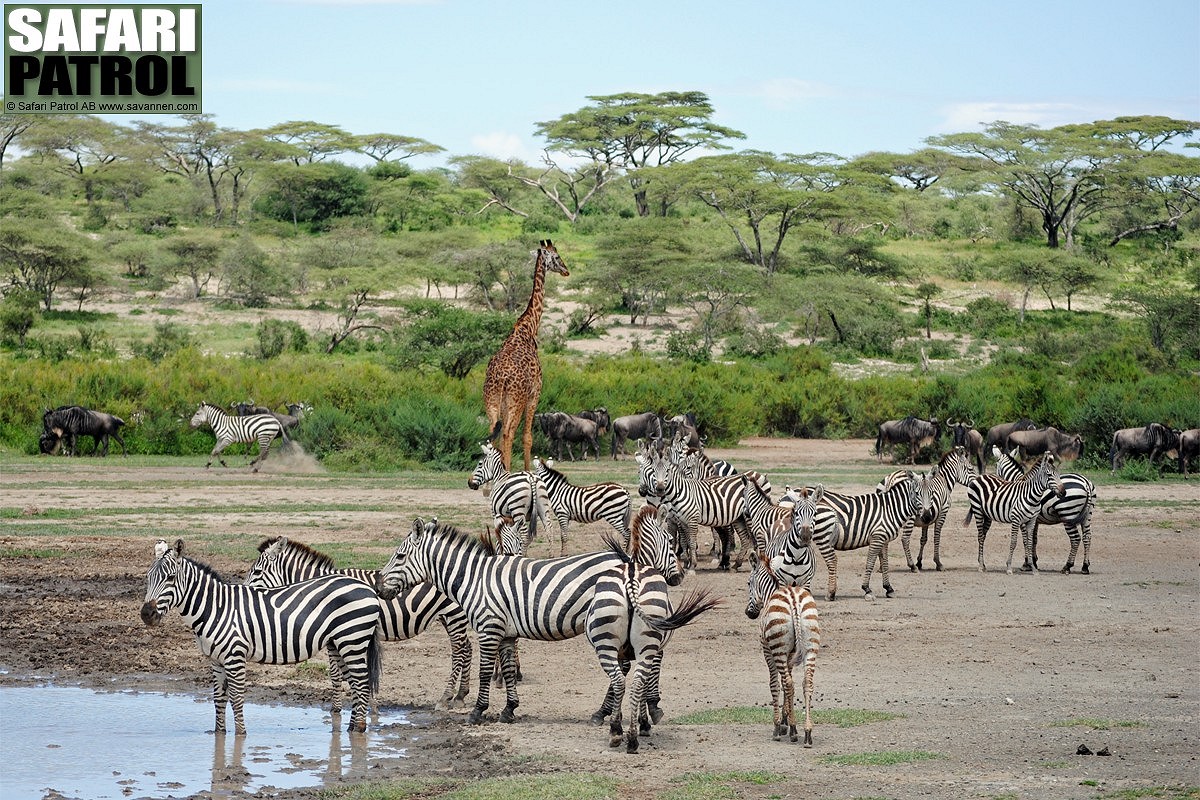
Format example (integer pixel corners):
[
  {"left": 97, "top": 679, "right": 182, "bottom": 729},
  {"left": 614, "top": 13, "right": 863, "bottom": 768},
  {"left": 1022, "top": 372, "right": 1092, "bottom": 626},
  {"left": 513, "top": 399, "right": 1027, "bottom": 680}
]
[{"left": 1, "top": 439, "right": 1197, "bottom": 800}]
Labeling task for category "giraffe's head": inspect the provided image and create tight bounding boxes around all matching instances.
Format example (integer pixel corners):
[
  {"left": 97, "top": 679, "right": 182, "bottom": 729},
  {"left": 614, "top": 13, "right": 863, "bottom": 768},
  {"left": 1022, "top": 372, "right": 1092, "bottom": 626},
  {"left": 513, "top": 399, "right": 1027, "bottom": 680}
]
[{"left": 537, "top": 239, "right": 569, "bottom": 277}]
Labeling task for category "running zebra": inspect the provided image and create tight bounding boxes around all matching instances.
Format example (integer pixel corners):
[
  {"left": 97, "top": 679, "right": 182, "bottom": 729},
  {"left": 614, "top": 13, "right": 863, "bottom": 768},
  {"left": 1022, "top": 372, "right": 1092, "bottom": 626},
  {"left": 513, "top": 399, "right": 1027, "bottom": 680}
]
[
  {"left": 189, "top": 401, "right": 287, "bottom": 472},
  {"left": 745, "top": 552, "right": 820, "bottom": 746},
  {"left": 995, "top": 450, "right": 1096, "bottom": 574},
  {"left": 377, "top": 518, "right": 627, "bottom": 725},
  {"left": 877, "top": 447, "right": 976, "bottom": 573},
  {"left": 587, "top": 508, "right": 720, "bottom": 753},
  {"left": 468, "top": 442, "right": 557, "bottom": 555},
  {"left": 141, "top": 539, "right": 382, "bottom": 733},
  {"left": 640, "top": 441, "right": 754, "bottom": 572},
  {"left": 964, "top": 453, "right": 1064, "bottom": 574},
  {"left": 245, "top": 536, "right": 472, "bottom": 709},
  {"left": 534, "top": 457, "right": 633, "bottom": 548},
  {"left": 806, "top": 474, "right": 926, "bottom": 601}
]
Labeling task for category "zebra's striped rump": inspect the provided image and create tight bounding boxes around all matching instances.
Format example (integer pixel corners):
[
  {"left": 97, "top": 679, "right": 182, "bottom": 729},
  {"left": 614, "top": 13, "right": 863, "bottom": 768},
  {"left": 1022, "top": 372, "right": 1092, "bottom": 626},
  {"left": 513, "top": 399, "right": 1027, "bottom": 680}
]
[
  {"left": 143, "top": 539, "right": 382, "bottom": 733},
  {"left": 379, "top": 519, "right": 625, "bottom": 725},
  {"left": 994, "top": 451, "right": 1096, "bottom": 574},
  {"left": 247, "top": 536, "right": 473, "bottom": 710}
]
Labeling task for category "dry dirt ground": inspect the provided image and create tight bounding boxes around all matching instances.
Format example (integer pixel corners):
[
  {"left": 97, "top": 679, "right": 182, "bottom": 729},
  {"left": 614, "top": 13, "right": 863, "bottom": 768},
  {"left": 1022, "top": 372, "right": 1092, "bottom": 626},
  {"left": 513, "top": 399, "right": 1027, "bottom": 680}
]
[{"left": 1, "top": 439, "right": 1197, "bottom": 800}]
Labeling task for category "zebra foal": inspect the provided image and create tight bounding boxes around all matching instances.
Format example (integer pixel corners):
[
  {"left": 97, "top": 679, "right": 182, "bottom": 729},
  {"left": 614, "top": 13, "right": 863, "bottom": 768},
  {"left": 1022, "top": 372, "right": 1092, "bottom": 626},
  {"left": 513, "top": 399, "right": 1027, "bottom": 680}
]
[
  {"left": 245, "top": 536, "right": 473, "bottom": 709},
  {"left": 189, "top": 401, "right": 287, "bottom": 472},
  {"left": 142, "top": 538, "right": 382, "bottom": 733},
  {"left": 377, "top": 518, "right": 626, "bottom": 725},
  {"left": 745, "top": 552, "right": 820, "bottom": 746},
  {"left": 535, "top": 457, "right": 633, "bottom": 548}
]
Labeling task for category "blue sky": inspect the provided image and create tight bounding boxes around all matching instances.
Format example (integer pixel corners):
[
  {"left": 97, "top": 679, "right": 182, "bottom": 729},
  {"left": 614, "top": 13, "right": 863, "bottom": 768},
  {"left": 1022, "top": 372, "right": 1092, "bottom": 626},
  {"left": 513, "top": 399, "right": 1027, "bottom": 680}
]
[{"left": 140, "top": 0, "right": 1200, "bottom": 164}]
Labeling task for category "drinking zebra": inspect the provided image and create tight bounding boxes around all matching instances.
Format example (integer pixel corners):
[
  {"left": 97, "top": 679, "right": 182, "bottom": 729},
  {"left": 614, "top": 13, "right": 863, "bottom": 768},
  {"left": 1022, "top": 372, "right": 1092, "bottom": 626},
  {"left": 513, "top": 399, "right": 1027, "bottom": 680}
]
[
  {"left": 745, "top": 552, "right": 820, "bottom": 746},
  {"left": 964, "top": 453, "right": 1064, "bottom": 574},
  {"left": 189, "top": 401, "right": 287, "bottom": 472},
  {"left": 587, "top": 508, "right": 720, "bottom": 753},
  {"left": 245, "top": 536, "right": 472, "bottom": 709},
  {"left": 805, "top": 473, "right": 927, "bottom": 601},
  {"left": 994, "top": 450, "right": 1096, "bottom": 574},
  {"left": 141, "top": 539, "right": 382, "bottom": 733},
  {"left": 534, "top": 457, "right": 633, "bottom": 548},
  {"left": 377, "top": 518, "right": 626, "bottom": 725},
  {"left": 877, "top": 447, "right": 976, "bottom": 572},
  {"left": 468, "top": 442, "right": 558, "bottom": 555}
]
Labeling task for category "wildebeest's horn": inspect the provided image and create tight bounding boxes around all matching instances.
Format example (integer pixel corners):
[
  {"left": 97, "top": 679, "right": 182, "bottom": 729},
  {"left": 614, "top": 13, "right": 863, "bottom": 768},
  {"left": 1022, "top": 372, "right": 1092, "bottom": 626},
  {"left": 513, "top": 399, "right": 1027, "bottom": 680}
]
[{"left": 967, "top": 419, "right": 975, "bottom": 429}]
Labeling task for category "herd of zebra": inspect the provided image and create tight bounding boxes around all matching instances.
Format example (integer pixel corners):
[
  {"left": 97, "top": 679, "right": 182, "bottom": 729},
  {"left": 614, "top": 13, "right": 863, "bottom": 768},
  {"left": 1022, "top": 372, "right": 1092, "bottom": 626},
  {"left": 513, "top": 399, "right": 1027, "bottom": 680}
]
[{"left": 141, "top": 416, "right": 1100, "bottom": 754}]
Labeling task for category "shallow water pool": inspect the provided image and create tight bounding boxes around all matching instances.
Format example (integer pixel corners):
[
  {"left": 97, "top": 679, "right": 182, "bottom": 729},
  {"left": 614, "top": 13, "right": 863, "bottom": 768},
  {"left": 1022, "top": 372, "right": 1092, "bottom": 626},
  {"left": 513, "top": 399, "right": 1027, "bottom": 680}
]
[{"left": 0, "top": 685, "right": 410, "bottom": 799}]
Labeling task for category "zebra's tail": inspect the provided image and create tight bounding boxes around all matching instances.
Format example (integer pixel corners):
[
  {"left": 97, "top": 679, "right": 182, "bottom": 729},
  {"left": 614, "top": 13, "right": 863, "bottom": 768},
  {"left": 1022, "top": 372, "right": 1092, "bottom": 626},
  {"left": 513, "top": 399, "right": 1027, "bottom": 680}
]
[
  {"left": 642, "top": 586, "right": 722, "bottom": 633},
  {"left": 963, "top": 508, "right": 975, "bottom": 528},
  {"left": 367, "top": 623, "right": 383, "bottom": 697}
]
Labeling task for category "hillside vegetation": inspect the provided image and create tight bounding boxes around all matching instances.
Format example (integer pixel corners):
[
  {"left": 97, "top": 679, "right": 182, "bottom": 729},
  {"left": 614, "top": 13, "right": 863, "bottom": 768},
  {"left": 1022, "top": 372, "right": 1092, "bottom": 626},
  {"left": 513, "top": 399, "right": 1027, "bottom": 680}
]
[{"left": 1, "top": 101, "right": 1197, "bottom": 471}]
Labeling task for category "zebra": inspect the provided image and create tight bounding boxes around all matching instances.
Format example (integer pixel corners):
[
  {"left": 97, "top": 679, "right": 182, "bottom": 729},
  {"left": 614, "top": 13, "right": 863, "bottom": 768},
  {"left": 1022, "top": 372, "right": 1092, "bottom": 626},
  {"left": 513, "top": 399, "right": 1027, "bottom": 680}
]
[
  {"left": 141, "top": 538, "right": 382, "bottom": 733},
  {"left": 877, "top": 447, "right": 976, "bottom": 573},
  {"left": 377, "top": 518, "right": 628, "bottom": 725},
  {"left": 189, "top": 401, "right": 287, "bottom": 472},
  {"left": 745, "top": 552, "right": 820, "bottom": 746},
  {"left": 995, "top": 450, "right": 1096, "bottom": 574},
  {"left": 964, "top": 453, "right": 1065, "bottom": 574},
  {"left": 640, "top": 440, "right": 755, "bottom": 572},
  {"left": 244, "top": 536, "right": 473, "bottom": 710},
  {"left": 750, "top": 481, "right": 824, "bottom": 591},
  {"left": 534, "top": 457, "right": 633, "bottom": 548},
  {"left": 587, "top": 508, "right": 720, "bottom": 753},
  {"left": 468, "top": 441, "right": 558, "bottom": 555},
  {"left": 804, "top": 474, "right": 926, "bottom": 601}
]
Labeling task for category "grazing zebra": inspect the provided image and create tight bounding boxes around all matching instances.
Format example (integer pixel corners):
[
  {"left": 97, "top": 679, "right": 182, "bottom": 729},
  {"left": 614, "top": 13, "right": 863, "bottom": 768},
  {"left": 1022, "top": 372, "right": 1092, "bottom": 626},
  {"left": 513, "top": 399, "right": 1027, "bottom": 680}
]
[
  {"left": 964, "top": 453, "right": 1064, "bottom": 574},
  {"left": 877, "top": 447, "right": 976, "bottom": 572},
  {"left": 377, "top": 518, "right": 627, "bottom": 725},
  {"left": 245, "top": 536, "right": 473, "bottom": 710},
  {"left": 755, "top": 482, "right": 824, "bottom": 591},
  {"left": 587, "top": 509, "right": 720, "bottom": 753},
  {"left": 995, "top": 450, "right": 1096, "bottom": 574},
  {"left": 805, "top": 474, "right": 926, "bottom": 601},
  {"left": 189, "top": 401, "right": 287, "bottom": 472},
  {"left": 640, "top": 441, "right": 754, "bottom": 572},
  {"left": 468, "top": 442, "right": 557, "bottom": 555},
  {"left": 745, "top": 552, "right": 820, "bottom": 746},
  {"left": 141, "top": 539, "right": 382, "bottom": 733},
  {"left": 534, "top": 457, "right": 633, "bottom": 548}
]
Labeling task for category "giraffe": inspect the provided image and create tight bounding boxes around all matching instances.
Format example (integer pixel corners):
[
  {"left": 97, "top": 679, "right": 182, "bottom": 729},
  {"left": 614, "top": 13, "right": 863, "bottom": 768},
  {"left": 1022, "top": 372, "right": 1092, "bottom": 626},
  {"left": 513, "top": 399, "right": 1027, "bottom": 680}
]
[{"left": 483, "top": 239, "right": 569, "bottom": 471}]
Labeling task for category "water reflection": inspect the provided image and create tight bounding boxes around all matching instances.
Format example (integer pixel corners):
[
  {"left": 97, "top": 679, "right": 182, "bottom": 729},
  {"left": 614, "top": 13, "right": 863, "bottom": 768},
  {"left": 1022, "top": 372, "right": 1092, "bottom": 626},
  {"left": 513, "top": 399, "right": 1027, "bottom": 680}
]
[{"left": 0, "top": 686, "right": 408, "bottom": 800}]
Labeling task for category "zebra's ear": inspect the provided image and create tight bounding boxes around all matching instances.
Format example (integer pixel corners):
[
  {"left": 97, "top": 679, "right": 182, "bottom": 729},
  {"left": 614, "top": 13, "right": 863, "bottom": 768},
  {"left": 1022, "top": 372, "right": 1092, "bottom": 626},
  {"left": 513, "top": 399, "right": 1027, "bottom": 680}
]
[{"left": 173, "top": 539, "right": 185, "bottom": 557}]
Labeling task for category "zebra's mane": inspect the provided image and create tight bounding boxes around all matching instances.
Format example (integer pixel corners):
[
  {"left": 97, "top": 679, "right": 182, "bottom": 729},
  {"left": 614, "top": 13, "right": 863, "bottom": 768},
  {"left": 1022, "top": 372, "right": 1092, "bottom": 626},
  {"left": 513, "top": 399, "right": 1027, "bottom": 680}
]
[
  {"left": 431, "top": 521, "right": 500, "bottom": 558},
  {"left": 182, "top": 554, "right": 228, "bottom": 583},
  {"left": 629, "top": 505, "right": 659, "bottom": 556},
  {"left": 256, "top": 536, "right": 336, "bottom": 571},
  {"left": 538, "top": 460, "right": 568, "bottom": 481}
]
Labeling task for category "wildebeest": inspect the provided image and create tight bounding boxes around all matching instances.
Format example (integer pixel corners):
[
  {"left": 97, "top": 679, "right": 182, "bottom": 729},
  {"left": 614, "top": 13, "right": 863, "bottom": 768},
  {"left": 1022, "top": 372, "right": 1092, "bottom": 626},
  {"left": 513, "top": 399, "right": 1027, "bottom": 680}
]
[
  {"left": 983, "top": 419, "right": 1038, "bottom": 462},
  {"left": 610, "top": 412, "right": 663, "bottom": 459},
  {"left": 1179, "top": 429, "right": 1200, "bottom": 478},
  {"left": 40, "top": 405, "right": 127, "bottom": 457},
  {"left": 1109, "top": 423, "right": 1181, "bottom": 473},
  {"left": 946, "top": 418, "right": 985, "bottom": 474},
  {"left": 1007, "top": 426, "right": 1085, "bottom": 463},
  {"left": 667, "top": 413, "right": 701, "bottom": 449},
  {"left": 874, "top": 416, "right": 941, "bottom": 464},
  {"left": 232, "top": 400, "right": 302, "bottom": 433},
  {"left": 536, "top": 412, "right": 602, "bottom": 461},
  {"left": 575, "top": 407, "right": 610, "bottom": 435}
]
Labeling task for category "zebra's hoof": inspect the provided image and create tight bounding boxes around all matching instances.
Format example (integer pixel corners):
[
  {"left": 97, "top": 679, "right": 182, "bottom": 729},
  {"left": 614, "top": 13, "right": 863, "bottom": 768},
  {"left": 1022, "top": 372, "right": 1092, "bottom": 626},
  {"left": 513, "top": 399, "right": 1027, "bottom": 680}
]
[
  {"left": 1081, "top": 564, "right": 1090, "bottom": 575},
  {"left": 935, "top": 564, "right": 944, "bottom": 571},
  {"left": 499, "top": 707, "right": 516, "bottom": 723},
  {"left": 590, "top": 710, "right": 607, "bottom": 725},
  {"left": 648, "top": 705, "right": 664, "bottom": 725},
  {"left": 884, "top": 586, "right": 895, "bottom": 598},
  {"left": 908, "top": 565, "right": 918, "bottom": 573},
  {"left": 1020, "top": 563, "right": 1034, "bottom": 572},
  {"left": 468, "top": 708, "right": 486, "bottom": 725},
  {"left": 626, "top": 735, "right": 639, "bottom": 754}
]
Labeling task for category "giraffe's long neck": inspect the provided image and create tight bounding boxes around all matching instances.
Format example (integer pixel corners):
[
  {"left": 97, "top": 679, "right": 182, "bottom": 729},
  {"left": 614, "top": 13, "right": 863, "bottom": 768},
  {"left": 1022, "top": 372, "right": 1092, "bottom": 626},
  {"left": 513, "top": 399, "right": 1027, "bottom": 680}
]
[{"left": 514, "top": 254, "right": 546, "bottom": 338}]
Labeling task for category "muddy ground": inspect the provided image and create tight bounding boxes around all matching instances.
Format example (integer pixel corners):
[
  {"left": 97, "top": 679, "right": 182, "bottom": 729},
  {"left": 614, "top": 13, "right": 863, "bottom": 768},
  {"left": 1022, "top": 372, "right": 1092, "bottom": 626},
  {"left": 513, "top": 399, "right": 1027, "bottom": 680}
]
[{"left": 1, "top": 439, "right": 1197, "bottom": 800}]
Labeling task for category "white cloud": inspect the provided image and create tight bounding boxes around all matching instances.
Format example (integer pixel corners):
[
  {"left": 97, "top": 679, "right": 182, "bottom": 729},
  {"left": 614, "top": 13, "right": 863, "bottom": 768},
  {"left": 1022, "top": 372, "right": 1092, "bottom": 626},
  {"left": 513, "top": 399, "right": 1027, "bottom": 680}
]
[
  {"left": 934, "top": 101, "right": 1092, "bottom": 132},
  {"left": 749, "top": 78, "right": 833, "bottom": 110},
  {"left": 470, "top": 131, "right": 541, "bottom": 162}
]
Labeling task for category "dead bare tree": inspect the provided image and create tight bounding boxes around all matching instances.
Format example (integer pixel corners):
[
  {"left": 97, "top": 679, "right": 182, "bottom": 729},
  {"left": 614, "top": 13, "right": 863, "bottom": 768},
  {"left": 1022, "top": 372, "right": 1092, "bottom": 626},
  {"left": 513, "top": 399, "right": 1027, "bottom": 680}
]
[{"left": 325, "top": 289, "right": 387, "bottom": 354}]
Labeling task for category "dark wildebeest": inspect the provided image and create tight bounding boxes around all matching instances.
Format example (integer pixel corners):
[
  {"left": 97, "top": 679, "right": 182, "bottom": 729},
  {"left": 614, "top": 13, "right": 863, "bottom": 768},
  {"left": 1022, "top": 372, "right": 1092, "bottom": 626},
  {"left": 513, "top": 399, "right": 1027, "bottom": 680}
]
[
  {"left": 1178, "top": 429, "right": 1200, "bottom": 478},
  {"left": 575, "top": 407, "right": 610, "bottom": 436},
  {"left": 983, "top": 419, "right": 1039, "bottom": 464},
  {"left": 232, "top": 401, "right": 301, "bottom": 434},
  {"left": 874, "top": 416, "right": 941, "bottom": 464},
  {"left": 41, "top": 405, "right": 127, "bottom": 457},
  {"left": 946, "top": 418, "right": 985, "bottom": 474},
  {"left": 537, "top": 412, "right": 602, "bottom": 461},
  {"left": 610, "top": 412, "right": 663, "bottom": 459},
  {"left": 1109, "top": 423, "right": 1181, "bottom": 473},
  {"left": 1007, "top": 426, "right": 1085, "bottom": 463},
  {"left": 667, "top": 413, "right": 701, "bottom": 449}
]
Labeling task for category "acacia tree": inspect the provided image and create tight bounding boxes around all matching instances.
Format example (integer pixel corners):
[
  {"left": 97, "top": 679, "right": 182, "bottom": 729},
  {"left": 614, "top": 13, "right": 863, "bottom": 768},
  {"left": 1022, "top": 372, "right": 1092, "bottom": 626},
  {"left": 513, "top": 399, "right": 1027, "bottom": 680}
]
[
  {"left": 535, "top": 91, "right": 745, "bottom": 217},
  {"left": 350, "top": 132, "right": 444, "bottom": 163},
  {"left": 0, "top": 220, "right": 92, "bottom": 310},
  {"left": 21, "top": 115, "right": 132, "bottom": 212}
]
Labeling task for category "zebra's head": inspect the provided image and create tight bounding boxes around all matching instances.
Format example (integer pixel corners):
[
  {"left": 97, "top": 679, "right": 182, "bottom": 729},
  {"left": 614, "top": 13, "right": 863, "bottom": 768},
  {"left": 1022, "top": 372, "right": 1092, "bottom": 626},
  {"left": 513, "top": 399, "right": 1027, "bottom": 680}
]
[
  {"left": 1032, "top": 453, "right": 1065, "bottom": 497},
  {"left": 913, "top": 471, "right": 937, "bottom": 526},
  {"left": 468, "top": 442, "right": 504, "bottom": 491},
  {"left": 630, "top": 506, "right": 683, "bottom": 587},
  {"left": 745, "top": 552, "right": 779, "bottom": 620},
  {"left": 787, "top": 485, "right": 824, "bottom": 549},
  {"left": 244, "top": 536, "right": 290, "bottom": 589},
  {"left": 492, "top": 515, "right": 526, "bottom": 556},
  {"left": 377, "top": 519, "right": 429, "bottom": 600},
  {"left": 946, "top": 446, "right": 976, "bottom": 486},
  {"left": 141, "top": 538, "right": 186, "bottom": 626},
  {"left": 188, "top": 403, "right": 211, "bottom": 429}
]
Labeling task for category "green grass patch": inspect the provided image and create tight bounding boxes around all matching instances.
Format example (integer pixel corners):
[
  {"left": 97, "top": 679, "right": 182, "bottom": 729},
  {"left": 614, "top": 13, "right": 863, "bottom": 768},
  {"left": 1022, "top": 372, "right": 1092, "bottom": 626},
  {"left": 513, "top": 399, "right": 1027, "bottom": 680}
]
[
  {"left": 821, "top": 750, "right": 943, "bottom": 767},
  {"left": 0, "top": 546, "right": 71, "bottom": 559},
  {"left": 1051, "top": 718, "right": 1147, "bottom": 731},
  {"left": 1096, "top": 789, "right": 1200, "bottom": 800},
  {"left": 670, "top": 706, "right": 902, "bottom": 728},
  {"left": 660, "top": 772, "right": 785, "bottom": 800},
  {"left": 313, "top": 777, "right": 457, "bottom": 799},
  {"left": 441, "top": 775, "right": 618, "bottom": 800}
]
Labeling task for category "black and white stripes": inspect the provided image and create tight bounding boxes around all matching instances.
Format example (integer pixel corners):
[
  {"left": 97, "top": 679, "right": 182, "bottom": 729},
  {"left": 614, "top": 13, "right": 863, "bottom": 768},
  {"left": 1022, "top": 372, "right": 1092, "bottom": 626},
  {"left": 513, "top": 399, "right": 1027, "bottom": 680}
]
[{"left": 189, "top": 401, "right": 287, "bottom": 472}]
